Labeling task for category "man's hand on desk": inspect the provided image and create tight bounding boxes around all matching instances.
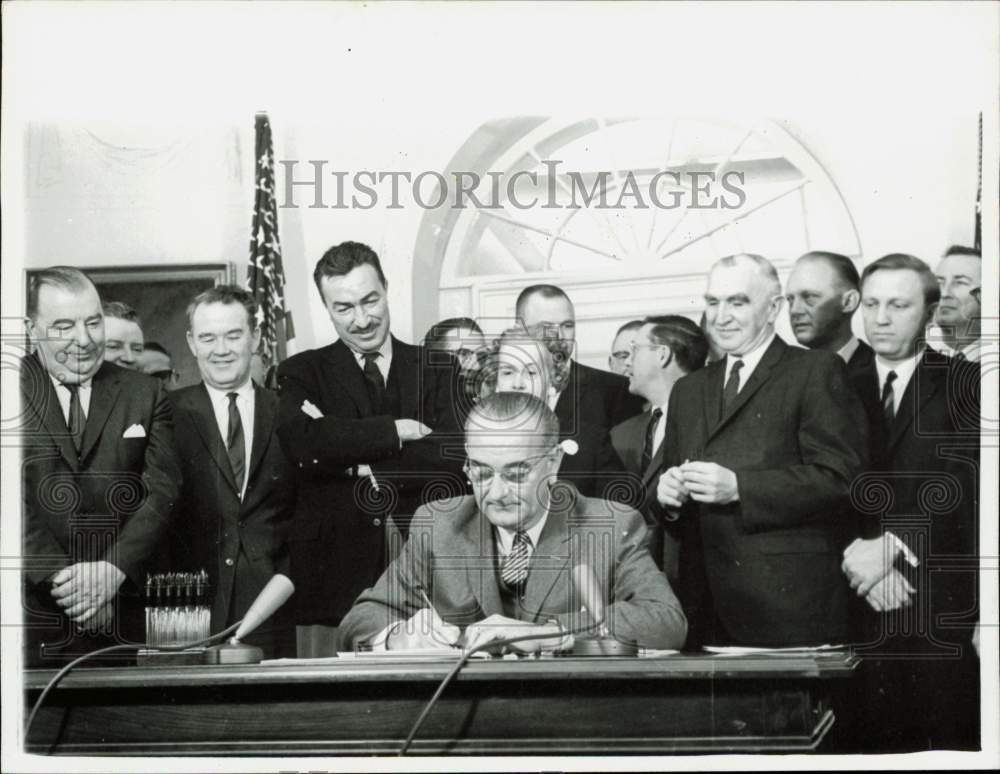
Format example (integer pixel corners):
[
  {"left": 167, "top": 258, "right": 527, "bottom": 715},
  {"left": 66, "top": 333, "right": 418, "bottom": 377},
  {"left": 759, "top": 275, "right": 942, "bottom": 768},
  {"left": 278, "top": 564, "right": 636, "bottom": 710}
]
[
  {"left": 50, "top": 561, "right": 126, "bottom": 623},
  {"left": 386, "top": 607, "right": 460, "bottom": 650},
  {"left": 461, "top": 614, "right": 571, "bottom": 654},
  {"left": 395, "top": 419, "right": 432, "bottom": 443},
  {"left": 864, "top": 568, "right": 914, "bottom": 612},
  {"left": 842, "top": 535, "right": 898, "bottom": 596}
]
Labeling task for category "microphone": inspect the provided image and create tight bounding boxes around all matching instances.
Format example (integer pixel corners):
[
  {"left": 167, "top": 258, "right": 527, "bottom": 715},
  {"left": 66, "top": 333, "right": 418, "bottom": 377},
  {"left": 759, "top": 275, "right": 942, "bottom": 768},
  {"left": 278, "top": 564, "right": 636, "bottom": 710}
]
[
  {"left": 570, "top": 563, "right": 637, "bottom": 657},
  {"left": 203, "top": 574, "right": 295, "bottom": 664}
]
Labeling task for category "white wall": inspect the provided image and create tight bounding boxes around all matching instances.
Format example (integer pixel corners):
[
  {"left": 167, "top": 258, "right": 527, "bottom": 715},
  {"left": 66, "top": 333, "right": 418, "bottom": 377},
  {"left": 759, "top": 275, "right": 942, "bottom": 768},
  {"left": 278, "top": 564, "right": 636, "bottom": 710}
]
[{"left": 21, "top": 109, "right": 982, "bottom": 352}]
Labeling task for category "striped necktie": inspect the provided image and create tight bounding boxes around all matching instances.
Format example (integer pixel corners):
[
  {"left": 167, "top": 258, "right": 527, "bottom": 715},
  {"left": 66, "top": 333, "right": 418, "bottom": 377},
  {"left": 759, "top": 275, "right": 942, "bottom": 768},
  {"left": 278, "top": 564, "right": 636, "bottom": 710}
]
[
  {"left": 501, "top": 531, "right": 532, "bottom": 590},
  {"left": 881, "top": 370, "right": 897, "bottom": 427}
]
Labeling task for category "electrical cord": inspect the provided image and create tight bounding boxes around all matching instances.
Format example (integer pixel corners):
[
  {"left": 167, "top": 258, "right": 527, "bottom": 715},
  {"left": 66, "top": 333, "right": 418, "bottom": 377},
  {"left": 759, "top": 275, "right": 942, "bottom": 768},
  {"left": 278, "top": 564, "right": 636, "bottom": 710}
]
[
  {"left": 23, "top": 620, "right": 242, "bottom": 751},
  {"left": 398, "top": 620, "right": 596, "bottom": 756}
]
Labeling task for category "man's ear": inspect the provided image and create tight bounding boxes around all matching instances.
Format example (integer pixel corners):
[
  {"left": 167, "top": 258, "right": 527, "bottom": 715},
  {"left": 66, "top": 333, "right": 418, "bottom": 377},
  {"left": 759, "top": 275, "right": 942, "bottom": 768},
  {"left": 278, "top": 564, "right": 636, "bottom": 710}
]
[
  {"left": 185, "top": 330, "right": 198, "bottom": 359},
  {"left": 924, "top": 302, "right": 939, "bottom": 328},
  {"left": 24, "top": 316, "right": 38, "bottom": 343},
  {"left": 251, "top": 326, "right": 262, "bottom": 352},
  {"left": 841, "top": 289, "right": 861, "bottom": 314}
]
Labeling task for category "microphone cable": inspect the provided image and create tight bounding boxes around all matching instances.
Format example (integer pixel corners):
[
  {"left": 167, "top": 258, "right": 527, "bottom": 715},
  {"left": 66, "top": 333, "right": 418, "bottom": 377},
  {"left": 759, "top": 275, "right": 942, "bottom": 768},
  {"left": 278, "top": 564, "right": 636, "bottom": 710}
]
[
  {"left": 23, "top": 620, "right": 242, "bottom": 752},
  {"left": 399, "top": 619, "right": 598, "bottom": 756}
]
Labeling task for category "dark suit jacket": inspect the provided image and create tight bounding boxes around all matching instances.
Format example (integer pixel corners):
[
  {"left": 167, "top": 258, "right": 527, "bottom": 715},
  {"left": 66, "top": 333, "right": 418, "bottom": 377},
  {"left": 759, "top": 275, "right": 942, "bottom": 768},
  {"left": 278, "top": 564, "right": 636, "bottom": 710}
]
[
  {"left": 611, "top": 409, "right": 676, "bottom": 577},
  {"left": 557, "top": 422, "right": 627, "bottom": 500},
  {"left": 338, "top": 485, "right": 687, "bottom": 651},
  {"left": 849, "top": 348, "right": 980, "bottom": 751},
  {"left": 663, "top": 337, "right": 867, "bottom": 646},
  {"left": 555, "top": 360, "right": 644, "bottom": 433},
  {"left": 169, "top": 383, "right": 296, "bottom": 657},
  {"left": 20, "top": 355, "right": 179, "bottom": 665},
  {"left": 276, "top": 337, "right": 465, "bottom": 624}
]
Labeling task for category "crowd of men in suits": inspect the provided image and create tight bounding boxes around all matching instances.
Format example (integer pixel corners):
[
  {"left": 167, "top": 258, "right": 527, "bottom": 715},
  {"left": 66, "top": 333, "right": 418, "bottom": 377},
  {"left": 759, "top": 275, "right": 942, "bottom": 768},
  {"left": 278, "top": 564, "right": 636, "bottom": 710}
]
[{"left": 20, "top": 241, "right": 982, "bottom": 752}]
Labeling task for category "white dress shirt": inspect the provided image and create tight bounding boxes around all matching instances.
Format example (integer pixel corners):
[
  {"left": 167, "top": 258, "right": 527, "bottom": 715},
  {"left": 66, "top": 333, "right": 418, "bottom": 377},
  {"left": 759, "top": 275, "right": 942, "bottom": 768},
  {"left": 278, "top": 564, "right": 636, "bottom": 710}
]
[
  {"left": 874, "top": 348, "right": 922, "bottom": 416},
  {"left": 204, "top": 379, "right": 255, "bottom": 499},
  {"left": 651, "top": 402, "right": 668, "bottom": 457},
  {"left": 940, "top": 340, "right": 983, "bottom": 363},
  {"left": 493, "top": 512, "right": 549, "bottom": 559},
  {"left": 50, "top": 373, "right": 93, "bottom": 421},
  {"left": 724, "top": 331, "right": 777, "bottom": 392}
]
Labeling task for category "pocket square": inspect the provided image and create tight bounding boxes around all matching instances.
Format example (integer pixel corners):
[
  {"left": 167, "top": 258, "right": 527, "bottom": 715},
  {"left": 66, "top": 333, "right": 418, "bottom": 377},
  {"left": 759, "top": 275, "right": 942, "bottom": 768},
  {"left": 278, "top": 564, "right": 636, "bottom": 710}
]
[{"left": 122, "top": 423, "right": 146, "bottom": 439}]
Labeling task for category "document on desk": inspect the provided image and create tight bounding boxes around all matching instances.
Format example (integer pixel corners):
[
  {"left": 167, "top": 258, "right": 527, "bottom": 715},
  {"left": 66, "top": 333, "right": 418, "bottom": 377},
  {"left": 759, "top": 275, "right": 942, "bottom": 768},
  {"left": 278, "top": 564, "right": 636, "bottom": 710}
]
[
  {"left": 260, "top": 650, "right": 492, "bottom": 665},
  {"left": 703, "top": 644, "right": 845, "bottom": 656}
]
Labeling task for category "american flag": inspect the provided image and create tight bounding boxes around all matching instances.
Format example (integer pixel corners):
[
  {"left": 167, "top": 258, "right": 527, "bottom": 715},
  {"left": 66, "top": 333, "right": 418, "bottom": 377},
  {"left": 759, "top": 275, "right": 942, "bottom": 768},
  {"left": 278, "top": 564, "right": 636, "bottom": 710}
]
[{"left": 247, "top": 112, "right": 295, "bottom": 370}]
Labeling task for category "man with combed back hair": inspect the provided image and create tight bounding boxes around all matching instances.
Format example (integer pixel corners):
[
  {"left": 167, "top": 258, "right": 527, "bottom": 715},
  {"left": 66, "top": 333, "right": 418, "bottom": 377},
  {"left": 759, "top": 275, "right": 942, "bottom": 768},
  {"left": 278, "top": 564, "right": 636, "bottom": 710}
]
[
  {"left": 657, "top": 253, "right": 867, "bottom": 648},
  {"left": 339, "top": 392, "right": 686, "bottom": 653},
  {"left": 21, "top": 267, "right": 179, "bottom": 665}
]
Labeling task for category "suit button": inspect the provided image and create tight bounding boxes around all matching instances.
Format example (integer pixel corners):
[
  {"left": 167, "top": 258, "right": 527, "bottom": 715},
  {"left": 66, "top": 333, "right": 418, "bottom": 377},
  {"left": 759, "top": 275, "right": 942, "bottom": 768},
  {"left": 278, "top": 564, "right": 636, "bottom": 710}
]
[
  {"left": 373, "top": 518, "right": 382, "bottom": 527},
  {"left": 224, "top": 558, "right": 235, "bottom": 567},
  {"left": 313, "top": 458, "right": 318, "bottom": 464}
]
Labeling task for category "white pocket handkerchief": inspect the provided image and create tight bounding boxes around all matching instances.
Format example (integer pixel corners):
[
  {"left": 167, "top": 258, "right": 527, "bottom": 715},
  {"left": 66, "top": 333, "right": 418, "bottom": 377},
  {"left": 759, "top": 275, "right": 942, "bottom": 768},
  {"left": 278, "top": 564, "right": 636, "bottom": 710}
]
[{"left": 123, "top": 423, "right": 147, "bottom": 439}]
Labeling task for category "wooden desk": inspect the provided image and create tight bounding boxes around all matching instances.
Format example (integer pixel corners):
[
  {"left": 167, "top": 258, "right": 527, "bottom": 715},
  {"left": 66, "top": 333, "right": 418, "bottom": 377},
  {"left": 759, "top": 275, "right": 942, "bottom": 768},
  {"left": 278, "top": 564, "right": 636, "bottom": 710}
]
[{"left": 24, "top": 651, "right": 858, "bottom": 755}]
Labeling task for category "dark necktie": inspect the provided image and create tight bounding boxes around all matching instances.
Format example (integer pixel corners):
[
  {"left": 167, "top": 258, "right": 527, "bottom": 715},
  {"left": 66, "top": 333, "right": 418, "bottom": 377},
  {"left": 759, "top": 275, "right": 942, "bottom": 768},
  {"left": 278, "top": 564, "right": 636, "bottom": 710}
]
[
  {"left": 501, "top": 531, "right": 532, "bottom": 591},
  {"left": 226, "top": 392, "right": 245, "bottom": 491},
  {"left": 362, "top": 352, "right": 385, "bottom": 413},
  {"left": 881, "top": 370, "right": 897, "bottom": 427},
  {"left": 62, "top": 383, "right": 85, "bottom": 454},
  {"left": 722, "top": 358, "right": 744, "bottom": 413},
  {"left": 953, "top": 350, "right": 967, "bottom": 362},
  {"left": 641, "top": 408, "right": 663, "bottom": 472}
]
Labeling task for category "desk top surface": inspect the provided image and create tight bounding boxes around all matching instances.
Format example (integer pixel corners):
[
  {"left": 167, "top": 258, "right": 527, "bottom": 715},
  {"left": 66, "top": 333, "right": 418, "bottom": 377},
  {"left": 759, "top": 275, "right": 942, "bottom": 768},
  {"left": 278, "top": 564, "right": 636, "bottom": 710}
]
[{"left": 24, "top": 651, "right": 858, "bottom": 690}]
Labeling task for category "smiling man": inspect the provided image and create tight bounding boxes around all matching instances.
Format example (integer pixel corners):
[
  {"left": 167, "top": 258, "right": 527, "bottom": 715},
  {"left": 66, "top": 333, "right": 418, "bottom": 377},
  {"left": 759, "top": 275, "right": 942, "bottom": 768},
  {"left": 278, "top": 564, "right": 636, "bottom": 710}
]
[
  {"left": 338, "top": 392, "right": 686, "bottom": 654},
  {"left": 21, "top": 267, "right": 179, "bottom": 665},
  {"left": 101, "top": 301, "right": 145, "bottom": 370},
  {"left": 276, "top": 242, "right": 464, "bottom": 656},
  {"left": 656, "top": 253, "right": 866, "bottom": 648},
  {"left": 168, "top": 285, "right": 296, "bottom": 657}
]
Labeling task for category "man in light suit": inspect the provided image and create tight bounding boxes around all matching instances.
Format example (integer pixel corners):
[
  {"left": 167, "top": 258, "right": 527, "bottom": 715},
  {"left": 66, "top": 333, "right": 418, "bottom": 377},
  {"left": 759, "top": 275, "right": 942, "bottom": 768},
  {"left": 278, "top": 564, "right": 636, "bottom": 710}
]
[
  {"left": 841, "top": 253, "right": 980, "bottom": 751},
  {"left": 339, "top": 393, "right": 686, "bottom": 653},
  {"left": 169, "top": 286, "right": 296, "bottom": 658},
  {"left": 657, "top": 253, "right": 867, "bottom": 648},
  {"left": 516, "top": 284, "right": 644, "bottom": 433},
  {"left": 612, "top": 315, "right": 708, "bottom": 578},
  {"left": 277, "top": 242, "right": 464, "bottom": 656},
  {"left": 21, "top": 267, "right": 179, "bottom": 665}
]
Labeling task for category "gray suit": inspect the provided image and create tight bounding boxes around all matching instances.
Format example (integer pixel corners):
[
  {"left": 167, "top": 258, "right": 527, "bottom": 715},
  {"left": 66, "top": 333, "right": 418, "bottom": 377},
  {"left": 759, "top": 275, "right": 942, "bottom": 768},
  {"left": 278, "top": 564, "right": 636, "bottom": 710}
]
[{"left": 339, "top": 484, "right": 687, "bottom": 651}]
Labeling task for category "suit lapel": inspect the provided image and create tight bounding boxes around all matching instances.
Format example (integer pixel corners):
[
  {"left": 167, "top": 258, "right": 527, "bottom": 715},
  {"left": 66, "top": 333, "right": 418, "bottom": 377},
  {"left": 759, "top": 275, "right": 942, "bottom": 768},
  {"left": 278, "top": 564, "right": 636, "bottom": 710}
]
[
  {"left": 187, "top": 384, "right": 239, "bottom": 495},
  {"left": 701, "top": 359, "right": 726, "bottom": 437},
  {"left": 23, "top": 354, "right": 79, "bottom": 470},
  {"left": 388, "top": 339, "right": 419, "bottom": 417},
  {"left": 887, "top": 352, "right": 942, "bottom": 451},
  {"left": 78, "top": 363, "right": 122, "bottom": 464},
  {"left": 245, "top": 384, "right": 273, "bottom": 492},
  {"left": 707, "top": 337, "right": 785, "bottom": 441},
  {"left": 462, "top": 505, "right": 502, "bottom": 617},
  {"left": 641, "top": 438, "right": 664, "bottom": 487},
  {"left": 327, "top": 340, "right": 373, "bottom": 416},
  {"left": 522, "top": 491, "right": 573, "bottom": 621}
]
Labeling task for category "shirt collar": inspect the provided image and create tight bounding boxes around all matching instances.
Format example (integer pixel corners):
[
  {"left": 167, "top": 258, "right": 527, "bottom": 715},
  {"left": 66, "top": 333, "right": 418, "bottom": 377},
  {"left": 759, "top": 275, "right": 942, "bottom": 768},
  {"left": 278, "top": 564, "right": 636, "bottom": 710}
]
[
  {"left": 494, "top": 511, "right": 549, "bottom": 555},
  {"left": 350, "top": 336, "right": 393, "bottom": 366},
  {"left": 725, "top": 330, "right": 776, "bottom": 375},
  {"left": 875, "top": 346, "right": 923, "bottom": 387},
  {"left": 49, "top": 371, "right": 93, "bottom": 391},
  {"left": 203, "top": 378, "right": 254, "bottom": 404},
  {"left": 837, "top": 336, "right": 860, "bottom": 364}
]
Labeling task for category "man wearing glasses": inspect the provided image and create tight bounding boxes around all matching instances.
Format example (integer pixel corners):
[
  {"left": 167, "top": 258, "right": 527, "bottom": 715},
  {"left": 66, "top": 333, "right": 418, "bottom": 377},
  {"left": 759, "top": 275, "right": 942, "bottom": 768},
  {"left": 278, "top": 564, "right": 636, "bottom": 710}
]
[
  {"left": 138, "top": 342, "right": 180, "bottom": 390},
  {"left": 611, "top": 315, "right": 709, "bottom": 578},
  {"left": 339, "top": 392, "right": 686, "bottom": 653}
]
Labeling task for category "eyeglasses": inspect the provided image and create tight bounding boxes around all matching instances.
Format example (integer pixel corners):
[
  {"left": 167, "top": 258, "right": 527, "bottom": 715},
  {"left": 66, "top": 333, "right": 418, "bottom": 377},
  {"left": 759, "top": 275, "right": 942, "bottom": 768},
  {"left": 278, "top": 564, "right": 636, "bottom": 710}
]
[
  {"left": 464, "top": 448, "right": 557, "bottom": 488},
  {"left": 630, "top": 342, "right": 665, "bottom": 354},
  {"left": 610, "top": 351, "right": 631, "bottom": 363}
]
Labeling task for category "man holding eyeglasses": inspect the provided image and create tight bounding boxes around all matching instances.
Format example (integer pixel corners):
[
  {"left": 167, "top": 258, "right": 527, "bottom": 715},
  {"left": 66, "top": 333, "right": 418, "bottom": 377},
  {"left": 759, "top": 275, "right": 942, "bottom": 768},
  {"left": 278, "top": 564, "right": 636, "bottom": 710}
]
[
  {"left": 339, "top": 392, "right": 686, "bottom": 654},
  {"left": 611, "top": 316, "right": 708, "bottom": 578},
  {"left": 516, "top": 284, "right": 644, "bottom": 433},
  {"left": 656, "top": 254, "right": 866, "bottom": 648}
]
